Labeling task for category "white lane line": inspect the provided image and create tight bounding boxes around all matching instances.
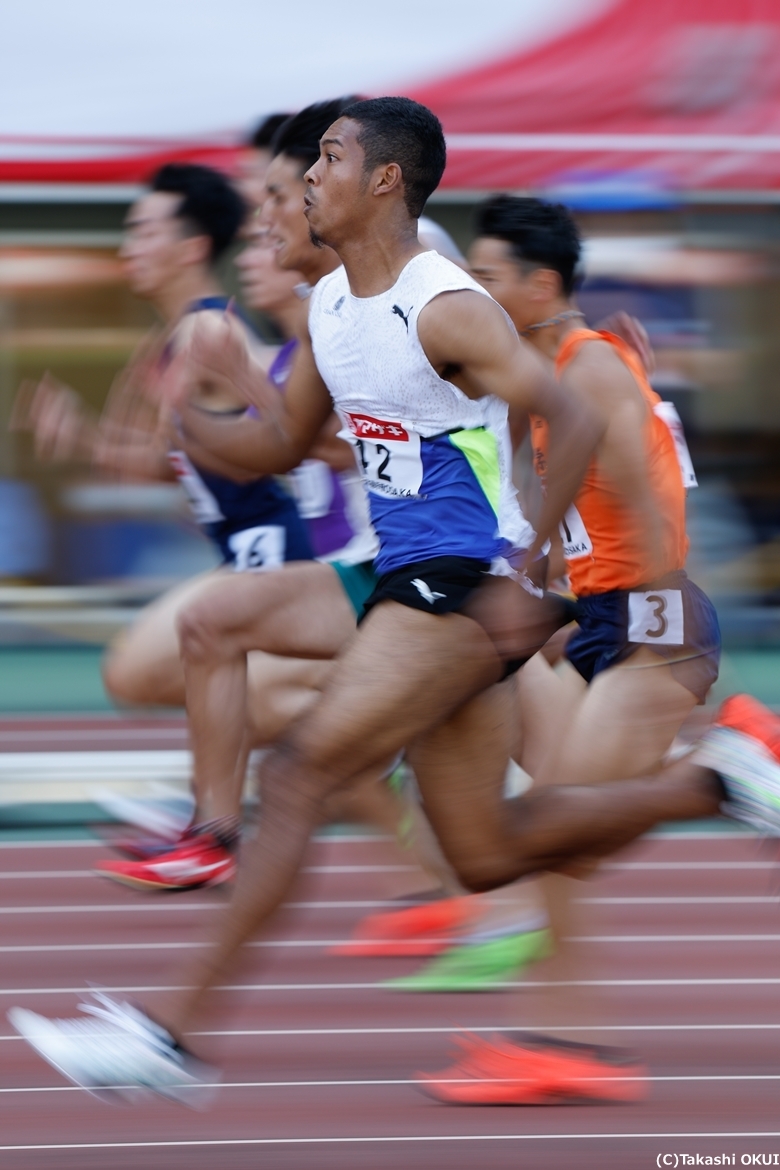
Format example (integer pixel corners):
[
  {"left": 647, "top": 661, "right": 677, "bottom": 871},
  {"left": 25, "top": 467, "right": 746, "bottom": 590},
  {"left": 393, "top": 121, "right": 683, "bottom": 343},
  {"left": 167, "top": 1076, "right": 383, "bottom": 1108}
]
[
  {"left": 0, "top": 900, "right": 417, "bottom": 915},
  {"left": 581, "top": 897, "right": 780, "bottom": 905},
  {"left": 4, "top": 976, "right": 780, "bottom": 995},
  {"left": 0, "top": 833, "right": 393, "bottom": 850},
  {"left": 6, "top": 932, "right": 780, "bottom": 955},
  {"left": 605, "top": 861, "right": 777, "bottom": 870},
  {"left": 3, "top": 1132, "right": 780, "bottom": 1152},
  {"left": 3, "top": 894, "right": 780, "bottom": 915},
  {"left": 0, "top": 871, "right": 94, "bottom": 879},
  {"left": 0, "top": 840, "right": 104, "bottom": 849},
  {"left": 4, "top": 1073, "right": 780, "bottom": 1095},
  {"left": 2, "top": 1022, "right": 780, "bottom": 1041},
  {"left": 0, "top": 865, "right": 417, "bottom": 879},
  {"left": 0, "top": 861, "right": 770, "bottom": 879}
]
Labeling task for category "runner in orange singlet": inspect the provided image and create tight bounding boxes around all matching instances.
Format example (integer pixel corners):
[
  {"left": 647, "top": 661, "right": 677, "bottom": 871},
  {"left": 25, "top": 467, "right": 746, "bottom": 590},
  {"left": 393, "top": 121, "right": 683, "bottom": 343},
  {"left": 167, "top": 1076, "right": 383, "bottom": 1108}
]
[{"left": 420, "top": 195, "right": 721, "bottom": 1103}]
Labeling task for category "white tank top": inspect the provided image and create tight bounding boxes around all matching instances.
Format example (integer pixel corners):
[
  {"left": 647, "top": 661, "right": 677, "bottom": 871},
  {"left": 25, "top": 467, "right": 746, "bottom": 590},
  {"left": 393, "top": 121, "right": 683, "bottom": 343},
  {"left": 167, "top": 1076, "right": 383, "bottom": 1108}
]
[{"left": 308, "top": 250, "right": 533, "bottom": 575}]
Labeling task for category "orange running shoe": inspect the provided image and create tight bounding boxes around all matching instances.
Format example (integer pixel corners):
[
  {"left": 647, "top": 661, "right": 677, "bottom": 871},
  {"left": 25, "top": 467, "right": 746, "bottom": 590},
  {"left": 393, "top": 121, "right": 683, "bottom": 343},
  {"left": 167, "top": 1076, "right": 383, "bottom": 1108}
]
[
  {"left": 416, "top": 1031, "right": 648, "bottom": 1105},
  {"left": 696, "top": 694, "right": 780, "bottom": 833},
  {"left": 715, "top": 694, "right": 780, "bottom": 763},
  {"left": 330, "top": 895, "right": 481, "bottom": 957}
]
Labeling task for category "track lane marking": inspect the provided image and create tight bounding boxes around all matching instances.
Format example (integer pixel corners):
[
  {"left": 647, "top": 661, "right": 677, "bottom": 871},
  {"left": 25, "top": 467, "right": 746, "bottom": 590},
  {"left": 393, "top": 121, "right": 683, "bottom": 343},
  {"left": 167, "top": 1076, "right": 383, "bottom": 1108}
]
[
  {"left": 1, "top": 895, "right": 778, "bottom": 914},
  {"left": 5, "top": 932, "right": 780, "bottom": 954},
  {"left": 3, "top": 1073, "right": 780, "bottom": 1095},
  {"left": 3, "top": 1021, "right": 780, "bottom": 1040},
  {"left": 5, "top": 976, "right": 780, "bottom": 995},
  {"left": 3, "top": 1132, "right": 780, "bottom": 1152}
]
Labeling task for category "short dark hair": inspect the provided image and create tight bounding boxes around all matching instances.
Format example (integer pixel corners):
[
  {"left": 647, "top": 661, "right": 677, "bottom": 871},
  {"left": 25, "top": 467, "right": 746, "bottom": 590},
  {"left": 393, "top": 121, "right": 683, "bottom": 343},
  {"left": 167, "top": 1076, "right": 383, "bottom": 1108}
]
[
  {"left": 271, "top": 97, "right": 363, "bottom": 173},
  {"left": 247, "top": 113, "right": 292, "bottom": 150},
  {"left": 475, "top": 195, "right": 581, "bottom": 296},
  {"left": 340, "top": 96, "right": 446, "bottom": 219},
  {"left": 150, "top": 163, "right": 246, "bottom": 262}
]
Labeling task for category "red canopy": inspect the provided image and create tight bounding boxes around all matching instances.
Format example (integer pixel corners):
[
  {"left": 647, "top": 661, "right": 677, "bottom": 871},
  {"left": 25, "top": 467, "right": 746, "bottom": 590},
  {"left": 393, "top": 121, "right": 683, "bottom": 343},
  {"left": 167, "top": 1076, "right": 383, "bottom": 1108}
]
[
  {"left": 0, "top": 136, "right": 238, "bottom": 187},
  {"left": 409, "top": 0, "right": 780, "bottom": 195}
]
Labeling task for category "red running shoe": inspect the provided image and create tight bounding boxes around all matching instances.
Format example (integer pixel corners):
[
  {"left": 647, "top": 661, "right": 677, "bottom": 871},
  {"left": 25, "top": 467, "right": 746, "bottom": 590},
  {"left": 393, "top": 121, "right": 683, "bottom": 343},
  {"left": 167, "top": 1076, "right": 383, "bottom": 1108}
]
[
  {"left": 330, "top": 895, "right": 480, "bottom": 957},
  {"left": 94, "top": 832, "right": 235, "bottom": 891},
  {"left": 415, "top": 1032, "right": 648, "bottom": 1105}
]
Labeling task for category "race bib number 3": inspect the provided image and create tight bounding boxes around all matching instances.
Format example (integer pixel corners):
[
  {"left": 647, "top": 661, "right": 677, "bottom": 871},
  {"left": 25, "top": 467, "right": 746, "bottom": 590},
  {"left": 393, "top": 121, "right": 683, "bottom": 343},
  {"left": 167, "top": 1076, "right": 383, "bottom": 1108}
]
[
  {"left": 343, "top": 412, "right": 423, "bottom": 499},
  {"left": 228, "top": 525, "right": 286, "bottom": 572},
  {"left": 628, "top": 588, "right": 684, "bottom": 645}
]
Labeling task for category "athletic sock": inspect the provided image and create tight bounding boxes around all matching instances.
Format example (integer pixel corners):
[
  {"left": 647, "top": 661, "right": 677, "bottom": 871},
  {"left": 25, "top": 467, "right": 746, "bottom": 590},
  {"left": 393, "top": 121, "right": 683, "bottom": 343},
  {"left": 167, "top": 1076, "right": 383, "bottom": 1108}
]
[{"left": 192, "top": 816, "right": 241, "bottom": 853}]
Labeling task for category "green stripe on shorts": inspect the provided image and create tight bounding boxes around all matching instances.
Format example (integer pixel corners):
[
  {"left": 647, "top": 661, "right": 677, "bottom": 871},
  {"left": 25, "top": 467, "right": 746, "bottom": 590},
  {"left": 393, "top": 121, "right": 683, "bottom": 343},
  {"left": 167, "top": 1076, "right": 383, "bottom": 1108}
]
[{"left": 330, "top": 560, "right": 379, "bottom": 619}]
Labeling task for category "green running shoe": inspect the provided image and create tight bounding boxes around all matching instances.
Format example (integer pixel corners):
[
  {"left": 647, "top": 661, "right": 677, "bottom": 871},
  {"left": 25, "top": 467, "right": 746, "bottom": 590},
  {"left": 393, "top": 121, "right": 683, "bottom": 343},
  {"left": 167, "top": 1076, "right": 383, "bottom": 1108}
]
[{"left": 384, "top": 928, "right": 552, "bottom": 992}]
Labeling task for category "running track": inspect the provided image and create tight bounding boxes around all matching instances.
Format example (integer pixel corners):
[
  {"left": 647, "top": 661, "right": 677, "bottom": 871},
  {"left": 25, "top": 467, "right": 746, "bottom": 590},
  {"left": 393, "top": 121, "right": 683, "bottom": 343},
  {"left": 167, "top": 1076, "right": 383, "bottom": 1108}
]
[{"left": 2, "top": 829, "right": 780, "bottom": 1169}]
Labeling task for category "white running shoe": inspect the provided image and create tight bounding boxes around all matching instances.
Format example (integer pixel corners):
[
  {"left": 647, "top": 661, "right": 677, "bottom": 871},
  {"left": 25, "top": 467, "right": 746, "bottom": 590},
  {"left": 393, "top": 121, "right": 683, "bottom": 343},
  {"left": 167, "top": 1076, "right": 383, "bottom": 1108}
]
[
  {"left": 8, "top": 990, "right": 218, "bottom": 1108},
  {"left": 694, "top": 695, "right": 780, "bottom": 834}
]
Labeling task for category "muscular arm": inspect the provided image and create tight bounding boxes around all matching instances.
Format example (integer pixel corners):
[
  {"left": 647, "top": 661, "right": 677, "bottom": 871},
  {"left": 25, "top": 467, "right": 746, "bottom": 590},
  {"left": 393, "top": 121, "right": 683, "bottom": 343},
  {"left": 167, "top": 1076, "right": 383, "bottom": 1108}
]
[
  {"left": 417, "top": 290, "right": 603, "bottom": 557},
  {"left": 563, "top": 340, "right": 664, "bottom": 573},
  {"left": 178, "top": 327, "right": 334, "bottom": 476}
]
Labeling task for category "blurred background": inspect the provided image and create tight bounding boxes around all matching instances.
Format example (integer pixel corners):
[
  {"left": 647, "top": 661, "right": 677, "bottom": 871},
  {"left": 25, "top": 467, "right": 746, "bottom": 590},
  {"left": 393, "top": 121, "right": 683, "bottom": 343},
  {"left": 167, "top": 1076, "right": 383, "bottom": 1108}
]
[{"left": 0, "top": 0, "right": 779, "bottom": 715}]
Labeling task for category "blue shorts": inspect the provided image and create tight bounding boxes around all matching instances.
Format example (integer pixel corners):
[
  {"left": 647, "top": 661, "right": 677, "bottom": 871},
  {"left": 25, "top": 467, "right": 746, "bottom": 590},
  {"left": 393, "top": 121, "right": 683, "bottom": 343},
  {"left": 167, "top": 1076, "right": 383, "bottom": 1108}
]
[
  {"left": 208, "top": 498, "right": 314, "bottom": 570},
  {"left": 565, "top": 570, "right": 721, "bottom": 703}
]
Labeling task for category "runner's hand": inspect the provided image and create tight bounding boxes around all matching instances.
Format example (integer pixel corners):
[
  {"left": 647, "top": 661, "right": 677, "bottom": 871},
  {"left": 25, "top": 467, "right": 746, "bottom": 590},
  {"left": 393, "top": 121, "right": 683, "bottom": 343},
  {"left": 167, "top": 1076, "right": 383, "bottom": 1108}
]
[{"left": 11, "top": 374, "right": 94, "bottom": 462}]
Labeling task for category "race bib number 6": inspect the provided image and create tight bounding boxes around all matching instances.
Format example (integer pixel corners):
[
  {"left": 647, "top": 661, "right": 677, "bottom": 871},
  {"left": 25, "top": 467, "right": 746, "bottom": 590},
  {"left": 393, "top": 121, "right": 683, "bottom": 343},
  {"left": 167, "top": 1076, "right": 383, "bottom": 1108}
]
[
  {"left": 228, "top": 525, "right": 286, "bottom": 573},
  {"left": 343, "top": 412, "right": 423, "bottom": 499},
  {"left": 628, "top": 588, "right": 684, "bottom": 645}
]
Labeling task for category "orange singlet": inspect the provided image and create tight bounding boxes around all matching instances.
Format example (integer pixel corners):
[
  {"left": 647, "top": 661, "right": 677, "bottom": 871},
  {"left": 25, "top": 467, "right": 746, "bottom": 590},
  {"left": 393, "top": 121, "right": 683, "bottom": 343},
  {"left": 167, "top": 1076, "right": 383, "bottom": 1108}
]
[{"left": 532, "top": 328, "right": 689, "bottom": 598}]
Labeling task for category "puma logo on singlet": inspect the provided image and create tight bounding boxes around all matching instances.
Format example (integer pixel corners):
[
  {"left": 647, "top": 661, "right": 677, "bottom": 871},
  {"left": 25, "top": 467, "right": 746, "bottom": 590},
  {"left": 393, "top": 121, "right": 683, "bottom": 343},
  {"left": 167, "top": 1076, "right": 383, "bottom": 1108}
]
[
  {"left": 411, "top": 579, "right": 445, "bottom": 605},
  {"left": 392, "top": 304, "right": 413, "bottom": 331}
]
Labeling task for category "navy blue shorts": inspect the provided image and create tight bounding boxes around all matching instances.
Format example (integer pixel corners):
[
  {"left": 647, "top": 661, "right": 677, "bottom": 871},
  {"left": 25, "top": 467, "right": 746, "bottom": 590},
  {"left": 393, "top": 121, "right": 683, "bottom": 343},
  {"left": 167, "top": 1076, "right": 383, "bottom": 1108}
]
[
  {"left": 565, "top": 570, "right": 721, "bottom": 703},
  {"left": 208, "top": 499, "right": 314, "bottom": 571}
]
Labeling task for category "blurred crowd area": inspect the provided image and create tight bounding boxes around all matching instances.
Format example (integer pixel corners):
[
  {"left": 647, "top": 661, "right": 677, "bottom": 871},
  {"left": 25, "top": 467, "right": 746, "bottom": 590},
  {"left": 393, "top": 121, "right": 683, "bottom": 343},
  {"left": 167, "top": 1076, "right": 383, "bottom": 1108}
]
[{"left": 0, "top": 187, "right": 779, "bottom": 656}]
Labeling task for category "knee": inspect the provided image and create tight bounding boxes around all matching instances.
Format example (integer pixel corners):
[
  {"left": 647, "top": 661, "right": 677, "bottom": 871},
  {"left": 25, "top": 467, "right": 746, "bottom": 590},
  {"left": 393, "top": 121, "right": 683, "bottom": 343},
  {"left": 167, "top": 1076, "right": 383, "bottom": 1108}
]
[
  {"left": 449, "top": 853, "right": 518, "bottom": 895},
  {"left": 176, "top": 600, "right": 226, "bottom": 665},
  {"left": 102, "top": 646, "right": 144, "bottom": 706}
]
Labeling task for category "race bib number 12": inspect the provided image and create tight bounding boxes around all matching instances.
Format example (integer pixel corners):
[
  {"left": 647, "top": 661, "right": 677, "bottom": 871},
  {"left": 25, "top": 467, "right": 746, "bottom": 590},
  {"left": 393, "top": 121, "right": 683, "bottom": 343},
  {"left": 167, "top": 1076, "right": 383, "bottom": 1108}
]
[{"left": 342, "top": 412, "right": 423, "bottom": 499}]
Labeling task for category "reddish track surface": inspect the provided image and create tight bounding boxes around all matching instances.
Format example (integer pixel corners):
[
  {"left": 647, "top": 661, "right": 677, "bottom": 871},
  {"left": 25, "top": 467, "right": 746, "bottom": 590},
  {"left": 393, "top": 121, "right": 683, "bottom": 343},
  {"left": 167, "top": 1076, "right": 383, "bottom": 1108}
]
[{"left": 1, "top": 828, "right": 780, "bottom": 1170}]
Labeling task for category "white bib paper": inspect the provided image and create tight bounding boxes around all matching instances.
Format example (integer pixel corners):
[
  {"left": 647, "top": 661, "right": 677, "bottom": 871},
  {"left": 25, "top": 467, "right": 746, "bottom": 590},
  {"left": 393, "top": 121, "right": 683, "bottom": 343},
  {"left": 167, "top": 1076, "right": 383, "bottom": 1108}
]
[
  {"left": 653, "top": 401, "right": 697, "bottom": 490},
  {"left": 559, "top": 504, "right": 593, "bottom": 560},
  {"left": 228, "top": 525, "right": 286, "bottom": 572},
  {"left": 168, "top": 450, "right": 224, "bottom": 525},
  {"left": 628, "top": 588, "right": 684, "bottom": 645},
  {"left": 289, "top": 459, "right": 334, "bottom": 520},
  {"left": 342, "top": 412, "right": 423, "bottom": 499}
]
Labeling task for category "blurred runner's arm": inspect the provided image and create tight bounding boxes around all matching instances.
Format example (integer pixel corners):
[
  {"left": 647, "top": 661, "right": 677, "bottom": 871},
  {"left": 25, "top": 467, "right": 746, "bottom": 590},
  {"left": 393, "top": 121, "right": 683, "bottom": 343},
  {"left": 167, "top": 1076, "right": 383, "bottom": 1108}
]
[
  {"left": 177, "top": 325, "right": 334, "bottom": 475},
  {"left": 418, "top": 290, "right": 603, "bottom": 558},
  {"left": 11, "top": 374, "right": 173, "bottom": 481}
]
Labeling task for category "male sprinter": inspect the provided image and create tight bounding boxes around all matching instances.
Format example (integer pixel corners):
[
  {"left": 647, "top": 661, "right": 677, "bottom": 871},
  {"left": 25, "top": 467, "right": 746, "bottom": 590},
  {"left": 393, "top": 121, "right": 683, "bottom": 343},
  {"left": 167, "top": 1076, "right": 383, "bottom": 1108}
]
[
  {"left": 93, "top": 99, "right": 457, "bottom": 894},
  {"left": 13, "top": 163, "right": 318, "bottom": 876},
  {"left": 11, "top": 99, "right": 780, "bottom": 1105},
  {"left": 417, "top": 194, "right": 722, "bottom": 1101}
]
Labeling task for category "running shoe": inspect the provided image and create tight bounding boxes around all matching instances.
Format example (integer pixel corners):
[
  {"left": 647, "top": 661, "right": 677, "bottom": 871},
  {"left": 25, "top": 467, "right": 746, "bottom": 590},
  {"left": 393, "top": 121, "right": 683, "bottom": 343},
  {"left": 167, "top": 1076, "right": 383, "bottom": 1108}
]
[
  {"left": 415, "top": 1031, "right": 647, "bottom": 1105},
  {"left": 97, "top": 826, "right": 188, "bottom": 861},
  {"left": 8, "top": 990, "right": 217, "bottom": 1107},
  {"left": 385, "top": 928, "right": 552, "bottom": 992},
  {"left": 94, "top": 831, "right": 235, "bottom": 891},
  {"left": 329, "top": 895, "right": 481, "bottom": 957},
  {"left": 696, "top": 694, "right": 780, "bottom": 833}
]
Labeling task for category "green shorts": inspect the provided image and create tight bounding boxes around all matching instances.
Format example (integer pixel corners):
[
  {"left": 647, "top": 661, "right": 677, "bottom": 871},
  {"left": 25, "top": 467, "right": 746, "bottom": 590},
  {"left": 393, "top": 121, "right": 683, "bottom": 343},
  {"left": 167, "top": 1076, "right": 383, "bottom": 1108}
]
[{"left": 330, "top": 559, "right": 379, "bottom": 620}]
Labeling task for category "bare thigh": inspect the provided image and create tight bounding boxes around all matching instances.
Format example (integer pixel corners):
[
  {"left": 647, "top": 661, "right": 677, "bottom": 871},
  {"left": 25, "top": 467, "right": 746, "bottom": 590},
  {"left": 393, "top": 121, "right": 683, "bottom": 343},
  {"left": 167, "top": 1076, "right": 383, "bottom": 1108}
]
[
  {"left": 537, "top": 645, "right": 699, "bottom": 788},
  {"left": 405, "top": 677, "right": 519, "bottom": 890},
  {"left": 283, "top": 600, "right": 502, "bottom": 781},
  {"left": 103, "top": 569, "right": 227, "bottom": 706},
  {"left": 177, "top": 561, "right": 357, "bottom": 663}
]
